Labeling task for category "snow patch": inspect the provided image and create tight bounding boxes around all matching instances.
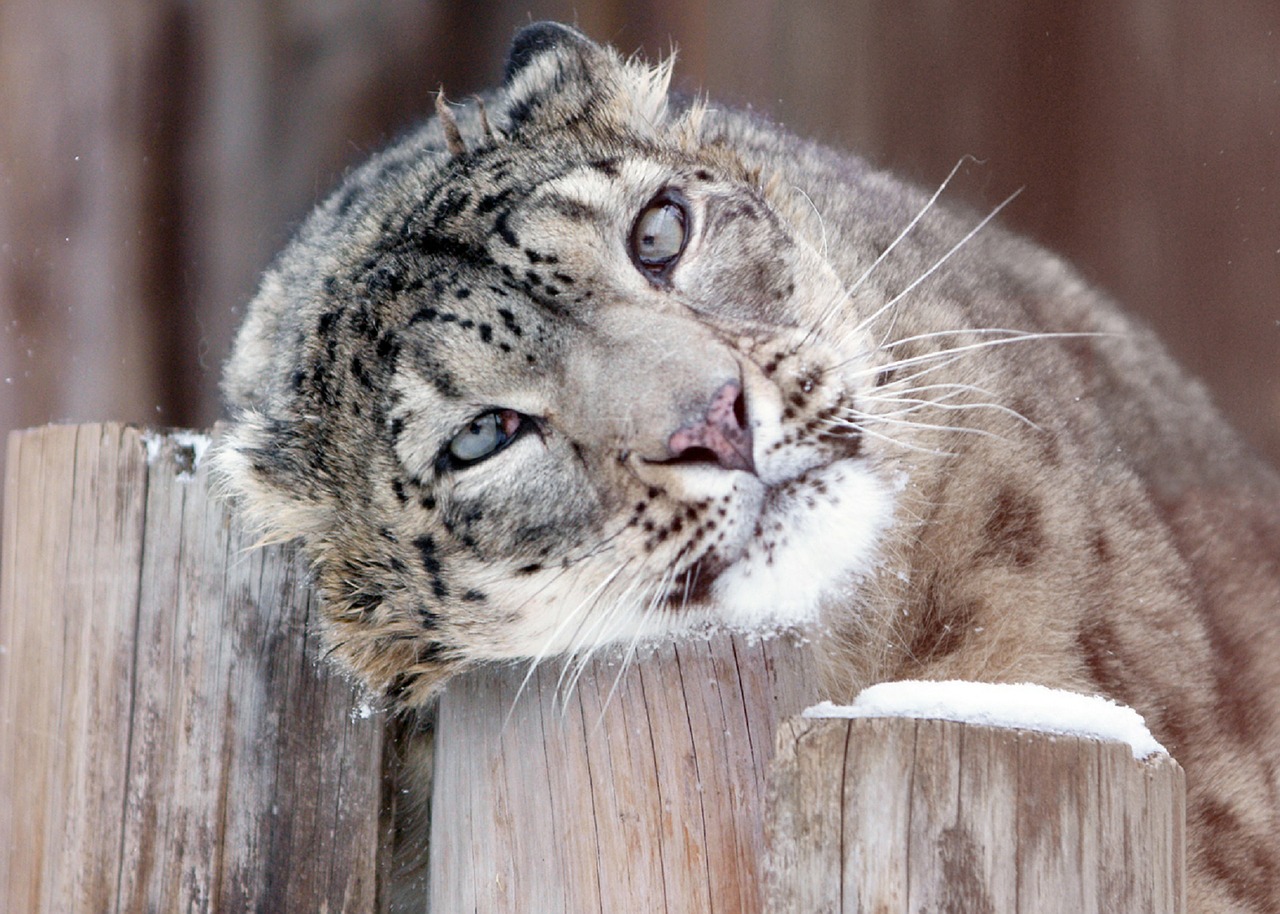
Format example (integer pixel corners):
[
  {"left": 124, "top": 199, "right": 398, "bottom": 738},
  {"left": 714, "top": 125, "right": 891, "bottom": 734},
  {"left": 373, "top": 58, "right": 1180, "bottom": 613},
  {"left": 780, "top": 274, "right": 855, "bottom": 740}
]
[
  {"left": 804, "top": 680, "right": 1167, "bottom": 760},
  {"left": 142, "top": 429, "right": 213, "bottom": 481}
]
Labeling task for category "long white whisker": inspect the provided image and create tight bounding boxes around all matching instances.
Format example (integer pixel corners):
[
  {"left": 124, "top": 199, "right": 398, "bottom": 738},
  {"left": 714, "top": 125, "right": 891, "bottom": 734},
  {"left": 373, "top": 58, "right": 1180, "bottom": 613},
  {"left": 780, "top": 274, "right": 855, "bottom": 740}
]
[
  {"left": 558, "top": 564, "right": 651, "bottom": 707},
  {"left": 861, "top": 397, "right": 1040, "bottom": 429},
  {"left": 825, "top": 418, "right": 956, "bottom": 456},
  {"left": 506, "top": 561, "right": 630, "bottom": 726},
  {"left": 848, "top": 155, "right": 979, "bottom": 296},
  {"left": 592, "top": 567, "right": 677, "bottom": 731},
  {"left": 790, "top": 184, "right": 829, "bottom": 259},
  {"left": 851, "top": 187, "right": 1024, "bottom": 341},
  {"left": 803, "top": 157, "right": 982, "bottom": 349},
  {"left": 839, "top": 410, "right": 1017, "bottom": 443},
  {"left": 840, "top": 331, "right": 1105, "bottom": 378},
  {"left": 870, "top": 380, "right": 1003, "bottom": 400},
  {"left": 880, "top": 327, "right": 1048, "bottom": 349}
]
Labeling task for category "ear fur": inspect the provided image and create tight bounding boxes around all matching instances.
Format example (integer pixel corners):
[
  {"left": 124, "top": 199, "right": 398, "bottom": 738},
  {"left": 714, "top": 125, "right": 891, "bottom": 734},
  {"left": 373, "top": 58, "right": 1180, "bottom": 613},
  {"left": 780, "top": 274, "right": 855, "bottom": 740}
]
[
  {"left": 496, "top": 21, "right": 674, "bottom": 138},
  {"left": 503, "top": 21, "right": 594, "bottom": 85}
]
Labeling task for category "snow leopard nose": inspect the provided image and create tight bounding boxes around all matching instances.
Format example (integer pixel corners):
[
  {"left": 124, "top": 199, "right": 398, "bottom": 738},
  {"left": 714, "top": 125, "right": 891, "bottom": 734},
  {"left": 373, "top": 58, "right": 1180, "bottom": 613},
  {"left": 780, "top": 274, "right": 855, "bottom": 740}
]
[{"left": 666, "top": 380, "right": 755, "bottom": 473}]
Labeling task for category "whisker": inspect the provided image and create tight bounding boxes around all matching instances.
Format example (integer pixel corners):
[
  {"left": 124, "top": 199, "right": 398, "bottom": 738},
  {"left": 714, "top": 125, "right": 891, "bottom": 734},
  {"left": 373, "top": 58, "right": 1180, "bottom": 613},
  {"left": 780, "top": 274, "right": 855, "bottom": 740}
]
[
  {"left": 558, "top": 564, "right": 650, "bottom": 707},
  {"left": 790, "top": 184, "right": 829, "bottom": 259},
  {"left": 866, "top": 398, "right": 1037, "bottom": 430},
  {"left": 863, "top": 396, "right": 1038, "bottom": 429},
  {"left": 822, "top": 418, "right": 956, "bottom": 456},
  {"left": 848, "top": 155, "right": 979, "bottom": 296},
  {"left": 870, "top": 380, "right": 1003, "bottom": 400},
  {"left": 838, "top": 409, "right": 1018, "bottom": 443},
  {"left": 837, "top": 330, "right": 1106, "bottom": 378},
  {"left": 854, "top": 187, "right": 1024, "bottom": 342},
  {"left": 880, "top": 327, "right": 1048, "bottom": 349},
  {"left": 795, "top": 157, "right": 981, "bottom": 352},
  {"left": 506, "top": 560, "right": 630, "bottom": 726},
  {"left": 592, "top": 567, "right": 676, "bottom": 731}
]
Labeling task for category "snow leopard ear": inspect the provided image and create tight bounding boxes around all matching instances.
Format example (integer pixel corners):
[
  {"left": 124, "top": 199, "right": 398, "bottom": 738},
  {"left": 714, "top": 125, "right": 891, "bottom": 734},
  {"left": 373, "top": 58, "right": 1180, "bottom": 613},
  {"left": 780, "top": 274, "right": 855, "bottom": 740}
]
[
  {"left": 503, "top": 21, "right": 595, "bottom": 85},
  {"left": 497, "top": 21, "right": 673, "bottom": 138}
]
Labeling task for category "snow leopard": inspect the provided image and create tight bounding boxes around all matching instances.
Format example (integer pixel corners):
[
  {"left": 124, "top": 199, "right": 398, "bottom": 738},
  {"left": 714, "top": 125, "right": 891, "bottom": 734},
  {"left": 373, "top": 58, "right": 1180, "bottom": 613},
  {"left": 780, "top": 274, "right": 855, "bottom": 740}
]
[{"left": 216, "top": 22, "right": 1280, "bottom": 911}]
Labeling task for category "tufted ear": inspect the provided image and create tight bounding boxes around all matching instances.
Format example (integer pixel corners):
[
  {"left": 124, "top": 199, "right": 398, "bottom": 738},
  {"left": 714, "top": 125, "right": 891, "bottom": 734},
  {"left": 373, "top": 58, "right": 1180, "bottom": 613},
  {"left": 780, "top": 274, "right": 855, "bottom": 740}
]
[
  {"left": 503, "top": 21, "right": 596, "bottom": 85},
  {"left": 495, "top": 21, "right": 673, "bottom": 138}
]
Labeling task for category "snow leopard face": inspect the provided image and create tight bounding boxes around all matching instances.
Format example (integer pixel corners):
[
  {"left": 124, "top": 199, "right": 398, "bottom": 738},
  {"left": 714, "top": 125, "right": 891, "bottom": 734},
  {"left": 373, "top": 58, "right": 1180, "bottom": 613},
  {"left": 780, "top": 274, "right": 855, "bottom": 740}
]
[{"left": 216, "top": 23, "right": 964, "bottom": 704}]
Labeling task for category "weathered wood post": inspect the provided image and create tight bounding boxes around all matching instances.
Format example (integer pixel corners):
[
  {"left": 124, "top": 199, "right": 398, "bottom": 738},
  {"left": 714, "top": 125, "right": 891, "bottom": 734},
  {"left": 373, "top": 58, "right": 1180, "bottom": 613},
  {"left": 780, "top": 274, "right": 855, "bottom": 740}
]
[
  {"left": 765, "top": 715, "right": 1186, "bottom": 913},
  {"left": 430, "top": 671, "right": 1187, "bottom": 914},
  {"left": 1, "top": 423, "right": 1188, "bottom": 913},
  {"left": 428, "top": 634, "right": 814, "bottom": 912},
  {"left": 0, "top": 424, "right": 387, "bottom": 913}
]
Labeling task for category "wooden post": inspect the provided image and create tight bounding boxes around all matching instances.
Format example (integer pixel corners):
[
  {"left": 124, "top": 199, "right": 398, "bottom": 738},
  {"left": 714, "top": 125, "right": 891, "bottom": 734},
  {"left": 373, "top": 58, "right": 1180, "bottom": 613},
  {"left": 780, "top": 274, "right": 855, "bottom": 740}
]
[
  {"left": 0, "top": 423, "right": 1189, "bottom": 913},
  {"left": 0, "top": 424, "right": 388, "bottom": 913},
  {"left": 428, "top": 633, "right": 814, "bottom": 912},
  {"left": 765, "top": 716, "right": 1187, "bottom": 913}
]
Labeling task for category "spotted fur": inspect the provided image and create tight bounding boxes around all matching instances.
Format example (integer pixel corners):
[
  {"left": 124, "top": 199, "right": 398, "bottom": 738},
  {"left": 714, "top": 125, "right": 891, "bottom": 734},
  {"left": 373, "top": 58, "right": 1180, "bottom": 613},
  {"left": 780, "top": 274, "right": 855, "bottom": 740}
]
[{"left": 218, "top": 23, "right": 1280, "bottom": 911}]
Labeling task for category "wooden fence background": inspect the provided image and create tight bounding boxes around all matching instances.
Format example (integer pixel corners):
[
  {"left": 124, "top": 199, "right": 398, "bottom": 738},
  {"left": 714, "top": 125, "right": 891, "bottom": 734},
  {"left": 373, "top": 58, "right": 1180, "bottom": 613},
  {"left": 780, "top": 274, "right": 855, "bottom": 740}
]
[{"left": 1, "top": 0, "right": 1278, "bottom": 484}]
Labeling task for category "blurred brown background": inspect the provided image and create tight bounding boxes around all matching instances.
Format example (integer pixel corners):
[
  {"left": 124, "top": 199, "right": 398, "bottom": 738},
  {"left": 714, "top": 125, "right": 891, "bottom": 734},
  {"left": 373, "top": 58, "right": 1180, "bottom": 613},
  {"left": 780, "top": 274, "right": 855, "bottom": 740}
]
[{"left": 2, "top": 1, "right": 1278, "bottom": 477}]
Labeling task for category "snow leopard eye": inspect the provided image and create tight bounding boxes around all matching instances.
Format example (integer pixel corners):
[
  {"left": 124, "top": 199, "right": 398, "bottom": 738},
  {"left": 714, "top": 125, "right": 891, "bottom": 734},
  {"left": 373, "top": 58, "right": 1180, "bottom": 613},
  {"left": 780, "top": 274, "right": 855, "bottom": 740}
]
[
  {"left": 444, "top": 409, "right": 525, "bottom": 468},
  {"left": 630, "top": 191, "right": 688, "bottom": 281}
]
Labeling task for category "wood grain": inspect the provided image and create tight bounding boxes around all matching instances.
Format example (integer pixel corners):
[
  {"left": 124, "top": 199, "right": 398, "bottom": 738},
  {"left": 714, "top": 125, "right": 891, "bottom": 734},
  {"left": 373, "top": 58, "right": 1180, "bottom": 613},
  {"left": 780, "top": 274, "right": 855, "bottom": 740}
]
[
  {"left": 429, "top": 632, "right": 815, "bottom": 913},
  {"left": 0, "top": 422, "right": 1190, "bottom": 911},
  {"left": 0, "top": 423, "right": 387, "bottom": 913},
  {"left": 766, "top": 716, "right": 1186, "bottom": 914}
]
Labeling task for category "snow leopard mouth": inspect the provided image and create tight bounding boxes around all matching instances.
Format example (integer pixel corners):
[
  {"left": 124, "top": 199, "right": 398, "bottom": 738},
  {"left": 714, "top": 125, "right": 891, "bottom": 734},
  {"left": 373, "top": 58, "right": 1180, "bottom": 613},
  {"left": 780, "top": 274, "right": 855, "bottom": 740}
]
[{"left": 660, "top": 449, "right": 870, "bottom": 614}]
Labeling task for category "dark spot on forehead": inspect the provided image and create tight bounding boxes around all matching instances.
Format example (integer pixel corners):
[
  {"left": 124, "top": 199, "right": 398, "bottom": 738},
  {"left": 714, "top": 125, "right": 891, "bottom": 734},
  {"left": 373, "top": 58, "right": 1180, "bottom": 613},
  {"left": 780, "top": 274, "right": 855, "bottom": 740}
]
[
  {"left": 350, "top": 355, "right": 375, "bottom": 391},
  {"left": 410, "top": 227, "right": 495, "bottom": 267},
  {"left": 496, "top": 309, "right": 523, "bottom": 336},
  {"left": 493, "top": 209, "right": 519, "bottom": 247},
  {"left": 317, "top": 309, "right": 341, "bottom": 336},
  {"left": 476, "top": 188, "right": 514, "bottom": 214},
  {"left": 524, "top": 248, "right": 558, "bottom": 264},
  {"left": 376, "top": 332, "right": 399, "bottom": 362},
  {"left": 433, "top": 187, "right": 472, "bottom": 220}
]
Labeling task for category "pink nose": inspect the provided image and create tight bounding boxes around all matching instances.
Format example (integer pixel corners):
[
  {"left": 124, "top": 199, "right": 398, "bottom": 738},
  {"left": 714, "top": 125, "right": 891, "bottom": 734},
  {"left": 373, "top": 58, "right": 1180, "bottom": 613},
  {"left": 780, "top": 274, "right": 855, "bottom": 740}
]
[{"left": 666, "top": 380, "right": 755, "bottom": 473}]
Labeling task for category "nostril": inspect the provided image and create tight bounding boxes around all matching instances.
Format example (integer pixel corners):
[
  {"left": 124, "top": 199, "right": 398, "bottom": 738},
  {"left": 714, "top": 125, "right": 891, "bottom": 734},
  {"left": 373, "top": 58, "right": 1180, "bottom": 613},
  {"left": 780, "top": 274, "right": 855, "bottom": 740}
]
[
  {"left": 733, "top": 387, "right": 749, "bottom": 433},
  {"left": 664, "top": 380, "right": 756, "bottom": 474},
  {"left": 662, "top": 446, "right": 722, "bottom": 467}
]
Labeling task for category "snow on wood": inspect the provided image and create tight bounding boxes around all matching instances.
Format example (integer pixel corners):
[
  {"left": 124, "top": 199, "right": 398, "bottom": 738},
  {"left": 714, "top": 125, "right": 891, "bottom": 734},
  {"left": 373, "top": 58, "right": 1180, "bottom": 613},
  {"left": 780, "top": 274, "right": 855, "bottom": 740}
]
[
  {"left": 767, "top": 713, "right": 1186, "bottom": 913},
  {"left": 805, "top": 679, "right": 1167, "bottom": 759}
]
